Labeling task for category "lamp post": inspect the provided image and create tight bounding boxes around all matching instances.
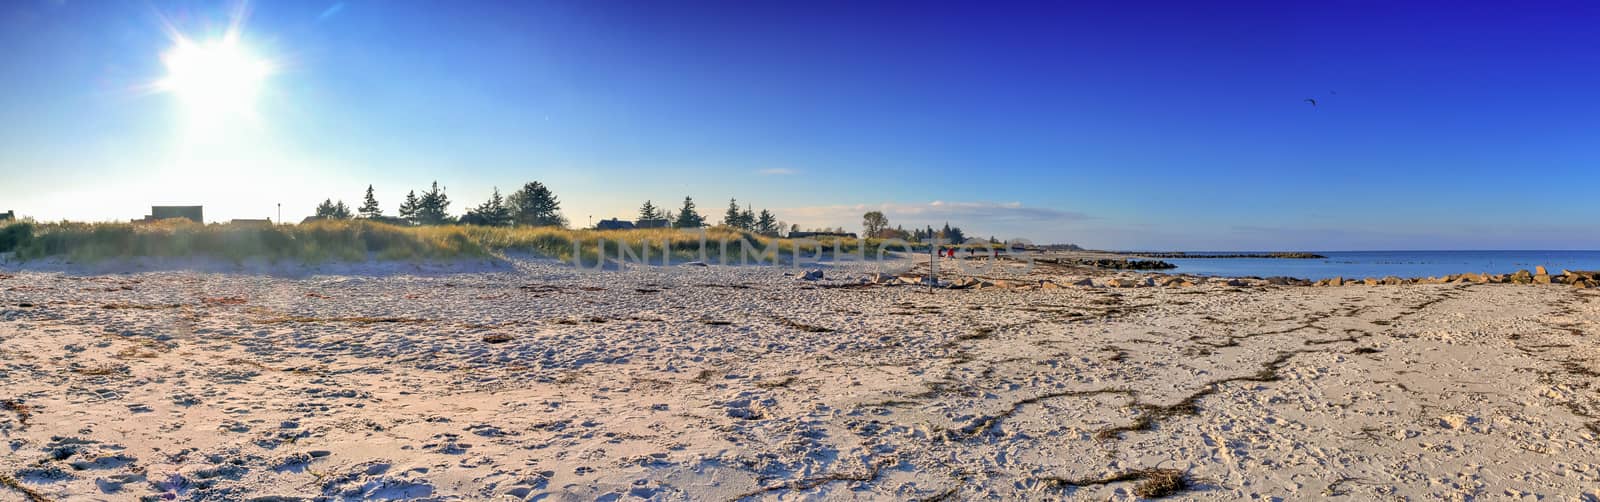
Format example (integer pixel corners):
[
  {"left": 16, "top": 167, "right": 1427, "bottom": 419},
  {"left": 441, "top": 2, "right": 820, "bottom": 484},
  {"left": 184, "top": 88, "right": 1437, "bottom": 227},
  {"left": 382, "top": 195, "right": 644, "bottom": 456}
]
[{"left": 277, "top": 203, "right": 281, "bottom": 225}]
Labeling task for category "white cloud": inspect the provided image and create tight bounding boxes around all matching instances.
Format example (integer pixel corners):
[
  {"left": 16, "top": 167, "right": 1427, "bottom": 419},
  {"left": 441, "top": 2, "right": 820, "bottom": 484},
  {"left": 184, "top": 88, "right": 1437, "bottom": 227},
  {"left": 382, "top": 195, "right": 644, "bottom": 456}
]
[{"left": 757, "top": 168, "right": 797, "bottom": 176}]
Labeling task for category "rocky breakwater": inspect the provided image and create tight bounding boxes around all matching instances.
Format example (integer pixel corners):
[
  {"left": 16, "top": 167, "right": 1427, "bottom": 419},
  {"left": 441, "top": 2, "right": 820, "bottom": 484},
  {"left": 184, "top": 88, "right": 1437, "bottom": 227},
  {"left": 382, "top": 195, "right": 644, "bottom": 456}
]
[
  {"left": 1119, "top": 251, "right": 1327, "bottom": 259},
  {"left": 1034, "top": 257, "right": 1177, "bottom": 270},
  {"left": 1313, "top": 267, "right": 1600, "bottom": 288}
]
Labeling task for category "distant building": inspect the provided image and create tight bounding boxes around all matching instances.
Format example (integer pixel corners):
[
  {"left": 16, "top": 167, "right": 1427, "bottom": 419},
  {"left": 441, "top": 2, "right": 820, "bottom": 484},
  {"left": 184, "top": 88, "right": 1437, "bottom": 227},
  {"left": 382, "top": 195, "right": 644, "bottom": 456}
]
[
  {"left": 0, "top": 210, "right": 13, "bottom": 221},
  {"left": 595, "top": 218, "right": 635, "bottom": 230},
  {"left": 788, "top": 231, "right": 858, "bottom": 239},
  {"left": 143, "top": 206, "right": 203, "bottom": 223},
  {"left": 634, "top": 218, "right": 670, "bottom": 229}
]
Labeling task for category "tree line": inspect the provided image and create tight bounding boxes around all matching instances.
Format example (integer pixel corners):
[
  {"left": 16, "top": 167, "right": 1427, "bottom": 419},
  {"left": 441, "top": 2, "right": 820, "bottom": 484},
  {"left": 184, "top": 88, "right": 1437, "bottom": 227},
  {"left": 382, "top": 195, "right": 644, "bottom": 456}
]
[
  {"left": 862, "top": 210, "right": 982, "bottom": 244},
  {"left": 313, "top": 183, "right": 983, "bottom": 242},
  {"left": 314, "top": 181, "right": 564, "bottom": 227}
]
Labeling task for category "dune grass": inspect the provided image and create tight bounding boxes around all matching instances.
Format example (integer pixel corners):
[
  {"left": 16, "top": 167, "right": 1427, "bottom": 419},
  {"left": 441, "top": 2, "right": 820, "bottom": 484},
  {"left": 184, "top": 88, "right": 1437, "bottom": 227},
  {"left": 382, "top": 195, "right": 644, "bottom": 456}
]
[{"left": 0, "top": 219, "right": 964, "bottom": 265}]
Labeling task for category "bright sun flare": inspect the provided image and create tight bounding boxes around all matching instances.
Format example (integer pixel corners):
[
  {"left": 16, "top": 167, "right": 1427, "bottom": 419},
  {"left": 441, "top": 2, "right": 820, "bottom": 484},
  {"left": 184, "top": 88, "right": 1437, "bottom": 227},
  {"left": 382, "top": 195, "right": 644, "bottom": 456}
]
[{"left": 157, "top": 36, "right": 273, "bottom": 120}]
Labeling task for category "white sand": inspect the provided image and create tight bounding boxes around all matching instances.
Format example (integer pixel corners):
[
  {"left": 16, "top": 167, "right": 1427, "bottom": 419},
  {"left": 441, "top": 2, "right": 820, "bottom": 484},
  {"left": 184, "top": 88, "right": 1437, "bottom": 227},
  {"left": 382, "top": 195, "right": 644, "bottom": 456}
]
[{"left": 1, "top": 257, "right": 1598, "bottom": 500}]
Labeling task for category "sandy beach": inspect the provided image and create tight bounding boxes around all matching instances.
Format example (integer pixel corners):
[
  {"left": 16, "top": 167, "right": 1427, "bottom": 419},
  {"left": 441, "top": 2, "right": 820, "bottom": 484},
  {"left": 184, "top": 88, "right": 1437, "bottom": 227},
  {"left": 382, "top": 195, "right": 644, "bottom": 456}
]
[{"left": 1, "top": 256, "right": 1597, "bottom": 501}]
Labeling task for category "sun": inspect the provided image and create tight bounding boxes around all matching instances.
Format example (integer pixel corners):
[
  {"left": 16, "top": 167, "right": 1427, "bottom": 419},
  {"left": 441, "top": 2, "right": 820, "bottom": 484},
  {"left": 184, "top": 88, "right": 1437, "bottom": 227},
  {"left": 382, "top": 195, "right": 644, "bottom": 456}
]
[{"left": 157, "top": 35, "right": 273, "bottom": 120}]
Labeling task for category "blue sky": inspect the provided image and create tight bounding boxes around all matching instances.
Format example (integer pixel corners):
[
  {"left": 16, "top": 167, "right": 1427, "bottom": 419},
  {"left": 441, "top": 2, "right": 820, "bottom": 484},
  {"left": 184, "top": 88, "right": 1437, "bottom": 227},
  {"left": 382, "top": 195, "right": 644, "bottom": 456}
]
[{"left": 2, "top": 1, "right": 1597, "bottom": 250}]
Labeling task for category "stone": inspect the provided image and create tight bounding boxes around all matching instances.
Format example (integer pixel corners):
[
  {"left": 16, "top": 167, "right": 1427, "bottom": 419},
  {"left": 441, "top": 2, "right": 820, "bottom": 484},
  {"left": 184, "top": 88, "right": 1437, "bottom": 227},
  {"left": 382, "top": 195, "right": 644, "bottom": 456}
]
[
  {"left": 1039, "top": 281, "right": 1062, "bottom": 290},
  {"left": 1179, "top": 280, "right": 1197, "bottom": 287},
  {"left": 800, "top": 269, "right": 824, "bottom": 281},
  {"left": 1157, "top": 277, "right": 1183, "bottom": 287},
  {"left": 1329, "top": 277, "right": 1344, "bottom": 286},
  {"left": 1108, "top": 278, "right": 1139, "bottom": 288},
  {"left": 1510, "top": 270, "right": 1533, "bottom": 284},
  {"left": 1438, "top": 414, "right": 1474, "bottom": 430},
  {"left": 1071, "top": 278, "right": 1095, "bottom": 287},
  {"left": 1382, "top": 276, "right": 1402, "bottom": 285},
  {"left": 1534, "top": 274, "right": 1552, "bottom": 284},
  {"left": 1363, "top": 278, "right": 1380, "bottom": 286},
  {"left": 869, "top": 273, "right": 896, "bottom": 284},
  {"left": 1536, "top": 265, "right": 1548, "bottom": 275},
  {"left": 1575, "top": 280, "right": 1595, "bottom": 289}
]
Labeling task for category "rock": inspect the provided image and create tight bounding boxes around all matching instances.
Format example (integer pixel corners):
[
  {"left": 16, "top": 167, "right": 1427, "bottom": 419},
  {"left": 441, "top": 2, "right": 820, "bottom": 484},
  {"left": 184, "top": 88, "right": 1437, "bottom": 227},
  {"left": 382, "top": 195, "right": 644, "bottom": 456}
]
[
  {"left": 1179, "top": 280, "right": 1197, "bottom": 287},
  {"left": 1329, "top": 277, "right": 1344, "bottom": 286},
  {"left": 1157, "top": 277, "right": 1183, "bottom": 287},
  {"left": 682, "top": 261, "right": 708, "bottom": 267},
  {"left": 1382, "top": 276, "right": 1402, "bottom": 285},
  {"left": 896, "top": 275, "right": 922, "bottom": 285},
  {"left": 1510, "top": 270, "right": 1533, "bottom": 284},
  {"left": 800, "top": 269, "right": 824, "bottom": 281},
  {"left": 1220, "top": 279, "right": 1247, "bottom": 287},
  {"left": 869, "top": 273, "right": 896, "bottom": 284},
  {"left": 1534, "top": 274, "right": 1552, "bottom": 284},
  {"left": 1363, "top": 278, "right": 1380, "bottom": 286},
  {"left": 1536, "top": 265, "right": 1548, "bottom": 275},
  {"left": 1108, "top": 278, "right": 1140, "bottom": 288},
  {"left": 1575, "top": 280, "right": 1595, "bottom": 289},
  {"left": 1437, "top": 414, "right": 1475, "bottom": 430},
  {"left": 1039, "top": 281, "right": 1062, "bottom": 290},
  {"left": 1071, "top": 278, "right": 1095, "bottom": 287}
]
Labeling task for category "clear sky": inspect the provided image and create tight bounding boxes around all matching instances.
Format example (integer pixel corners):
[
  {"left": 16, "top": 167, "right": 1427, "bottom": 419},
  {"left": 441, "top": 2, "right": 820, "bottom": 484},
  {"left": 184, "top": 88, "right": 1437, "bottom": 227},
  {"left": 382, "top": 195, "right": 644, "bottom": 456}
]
[{"left": 2, "top": 1, "right": 1597, "bottom": 250}]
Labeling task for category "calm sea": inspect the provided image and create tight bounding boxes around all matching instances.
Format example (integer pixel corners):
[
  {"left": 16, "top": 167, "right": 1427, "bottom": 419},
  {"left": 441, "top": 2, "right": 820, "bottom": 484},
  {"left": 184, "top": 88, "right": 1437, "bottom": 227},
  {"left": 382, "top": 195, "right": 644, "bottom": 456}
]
[{"left": 1161, "top": 251, "right": 1600, "bottom": 280}]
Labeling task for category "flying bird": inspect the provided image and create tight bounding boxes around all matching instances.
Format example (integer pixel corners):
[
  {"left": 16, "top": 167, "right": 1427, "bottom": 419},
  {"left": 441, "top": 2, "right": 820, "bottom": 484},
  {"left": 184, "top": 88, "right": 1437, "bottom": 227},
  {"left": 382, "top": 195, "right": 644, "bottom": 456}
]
[{"left": 1304, "top": 98, "right": 1318, "bottom": 107}]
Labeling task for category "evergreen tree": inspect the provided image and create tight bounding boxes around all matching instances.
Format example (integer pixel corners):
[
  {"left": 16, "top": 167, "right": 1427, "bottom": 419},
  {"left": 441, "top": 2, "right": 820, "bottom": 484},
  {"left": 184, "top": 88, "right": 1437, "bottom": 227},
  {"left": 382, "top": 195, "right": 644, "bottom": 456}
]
[
  {"left": 415, "top": 181, "right": 452, "bottom": 225},
  {"left": 398, "top": 191, "right": 419, "bottom": 225},
  {"left": 739, "top": 205, "right": 755, "bottom": 231},
  {"left": 755, "top": 209, "right": 778, "bottom": 236},
  {"left": 358, "top": 185, "right": 383, "bottom": 218},
  {"left": 723, "top": 198, "right": 742, "bottom": 228},
  {"left": 638, "top": 200, "right": 661, "bottom": 222},
  {"left": 315, "top": 199, "right": 353, "bottom": 219},
  {"left": 462, "top": 187, "right": 512, "bottom": 226},
  {"left": 674, "top": 196, "right": 704, "bottom": 228},
  {"left": 507, "top": 181, "right": 565, "bottom": 227}
]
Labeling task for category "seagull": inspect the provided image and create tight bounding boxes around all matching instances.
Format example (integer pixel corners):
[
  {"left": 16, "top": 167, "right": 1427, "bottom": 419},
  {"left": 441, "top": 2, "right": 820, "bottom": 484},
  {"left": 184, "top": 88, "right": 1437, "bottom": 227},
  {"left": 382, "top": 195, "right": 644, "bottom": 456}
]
[{"left": 1304, "top": 98, "right": 1318, "bottom": 107}]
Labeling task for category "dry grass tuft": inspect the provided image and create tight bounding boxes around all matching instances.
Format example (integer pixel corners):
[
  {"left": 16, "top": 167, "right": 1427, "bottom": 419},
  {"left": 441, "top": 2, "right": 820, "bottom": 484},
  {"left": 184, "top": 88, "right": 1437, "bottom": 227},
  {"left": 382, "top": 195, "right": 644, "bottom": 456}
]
[
  {"left": 261, "top": 315, "right": 430, "bottom": 324},
  {"left": 1, "top": 399, "right": 32, "bottom": 429},
  {"left": 1043, "top": 468, "right": 1192, "bottom": 498},
  {"left": 0, "top": 472, "right": 51, "bottom": 502},
  {"left": 776, "top": 317, "right": 833, "bottom": 333}
]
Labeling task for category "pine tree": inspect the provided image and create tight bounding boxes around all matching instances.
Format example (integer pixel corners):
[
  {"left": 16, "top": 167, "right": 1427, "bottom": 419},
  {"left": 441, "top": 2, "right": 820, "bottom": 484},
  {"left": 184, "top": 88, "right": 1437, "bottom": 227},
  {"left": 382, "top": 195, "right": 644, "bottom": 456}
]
[
  {"left": 358, "top": 185, "right": 383, "bottom": 218},
  {"left": 462, "top": 187, "right": 512, "bottom": 226},
  {"left": 398, "top": 191, "right": 419, "bottom": 225},
  {"left": 415, "top": 181, "right": 451, "bottom": 225},
  {"left": 638, "top": 200, "right": 661, "bottom": 222},
  {"left": 755, "top": 209, "right": 777, "bottom": 236},
  {"left": 739, "top": 205, "right": 755, "bottom": 231},
  {"left": 315, "top": 199, "right": 352, "bottom": 219},
  {"left": 674, "top": 196, "right": 704, "bottom": 228},
  {"left": 723, "top": 198, "right": 742, "bottom": 228},
  {"left": 507, "top": 181, "right": 565, "bottom": 227}
]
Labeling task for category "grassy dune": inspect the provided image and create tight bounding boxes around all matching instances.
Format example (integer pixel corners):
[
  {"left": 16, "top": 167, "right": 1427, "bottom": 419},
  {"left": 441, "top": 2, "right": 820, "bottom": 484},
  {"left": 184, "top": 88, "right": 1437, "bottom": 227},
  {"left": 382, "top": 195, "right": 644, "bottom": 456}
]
[{"left": 0, "top": 219, "right": 945, "bottom": 265}]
